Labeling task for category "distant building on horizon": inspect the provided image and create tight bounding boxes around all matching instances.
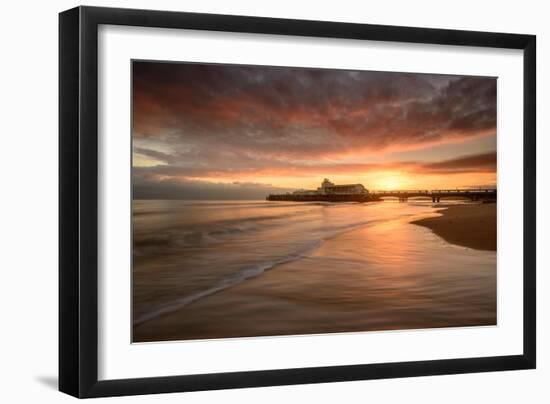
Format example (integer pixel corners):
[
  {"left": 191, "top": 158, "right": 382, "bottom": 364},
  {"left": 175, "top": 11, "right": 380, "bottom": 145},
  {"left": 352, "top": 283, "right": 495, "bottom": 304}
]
[{"left": 293, "top": 178, "right": 369, "bottom": 196}]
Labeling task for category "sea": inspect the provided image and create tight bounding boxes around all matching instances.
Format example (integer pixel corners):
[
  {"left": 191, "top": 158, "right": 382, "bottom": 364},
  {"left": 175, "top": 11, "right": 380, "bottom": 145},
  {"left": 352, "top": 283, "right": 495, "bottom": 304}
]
[{"left": 132, "top": 199, "right": 496, "bottom": 339}]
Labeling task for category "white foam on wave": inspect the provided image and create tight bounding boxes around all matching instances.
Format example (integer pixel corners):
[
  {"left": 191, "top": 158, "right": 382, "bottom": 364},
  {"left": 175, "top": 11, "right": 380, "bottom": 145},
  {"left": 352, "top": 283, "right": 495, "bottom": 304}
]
[
  {"left": 132, "top": 240, "right": 322, "bottom": 327},
  {"left": 133, "top": 216, "right": 385, "bottom": 327}
]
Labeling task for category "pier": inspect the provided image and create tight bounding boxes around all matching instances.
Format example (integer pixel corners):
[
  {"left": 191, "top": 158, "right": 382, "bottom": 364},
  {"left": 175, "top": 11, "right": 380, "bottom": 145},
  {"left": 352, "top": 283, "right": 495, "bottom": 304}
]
[
  {"left": 266, "top": 179, "right": 496, "bottom": 203},
  {"left": 373, "top": 189, "right": 497, "bottom": 203}
]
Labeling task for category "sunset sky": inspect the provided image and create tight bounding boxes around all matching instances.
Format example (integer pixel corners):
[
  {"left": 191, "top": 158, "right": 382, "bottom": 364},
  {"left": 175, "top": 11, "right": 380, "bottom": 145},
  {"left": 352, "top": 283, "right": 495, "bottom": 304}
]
[{"left": 132, "top": 61, "right": 496, "bottom": 199}]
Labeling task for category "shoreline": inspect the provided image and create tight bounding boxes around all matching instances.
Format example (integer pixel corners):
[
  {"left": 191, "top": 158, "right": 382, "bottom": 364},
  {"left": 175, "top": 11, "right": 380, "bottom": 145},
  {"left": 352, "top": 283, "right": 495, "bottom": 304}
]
[
  {"left": 134, "top": 203, "right": 496, "bottom": 342},
  {"left": 411, "top": 203, "right": 496, "bottom": 251}
]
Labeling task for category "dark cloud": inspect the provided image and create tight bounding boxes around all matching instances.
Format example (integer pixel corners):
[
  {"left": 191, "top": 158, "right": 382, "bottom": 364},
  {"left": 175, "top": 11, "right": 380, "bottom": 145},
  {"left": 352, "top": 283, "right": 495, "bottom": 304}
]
[
  {"left": 133, "top": 62, "right": 495, "bottom": 151},
  {"left": 421, "top": 152, "right": 496, "bottom": 173}
]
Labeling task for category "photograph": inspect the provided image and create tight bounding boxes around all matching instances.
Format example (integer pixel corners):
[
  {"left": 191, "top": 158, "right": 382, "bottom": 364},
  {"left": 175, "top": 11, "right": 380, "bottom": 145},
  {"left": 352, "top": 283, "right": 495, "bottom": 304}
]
[{"left": 131, "top": 60, "right": 498, "bottom": 343}]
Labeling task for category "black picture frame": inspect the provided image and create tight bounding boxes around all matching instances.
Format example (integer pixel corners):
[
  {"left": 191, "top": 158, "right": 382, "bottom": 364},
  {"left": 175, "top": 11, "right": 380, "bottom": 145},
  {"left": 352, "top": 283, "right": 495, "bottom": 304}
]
[{"left": 59, "top": 6, "right": 536, "bottom": 398}]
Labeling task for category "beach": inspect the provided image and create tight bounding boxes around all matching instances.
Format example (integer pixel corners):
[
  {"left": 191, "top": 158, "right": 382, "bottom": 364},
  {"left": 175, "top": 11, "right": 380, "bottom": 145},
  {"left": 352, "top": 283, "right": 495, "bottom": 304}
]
[
  {"left": 411, "top": 203, "right": 496, "bottom": 251},
  {"left": 133, "top": 200, "right": 496, "bottom": 343}
]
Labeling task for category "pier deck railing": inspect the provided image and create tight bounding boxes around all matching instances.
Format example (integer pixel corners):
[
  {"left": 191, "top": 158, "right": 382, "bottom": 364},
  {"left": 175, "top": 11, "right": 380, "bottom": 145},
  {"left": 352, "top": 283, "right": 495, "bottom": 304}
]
[{"left": 372, "top": 189, "right": 497, "bottom": 202}]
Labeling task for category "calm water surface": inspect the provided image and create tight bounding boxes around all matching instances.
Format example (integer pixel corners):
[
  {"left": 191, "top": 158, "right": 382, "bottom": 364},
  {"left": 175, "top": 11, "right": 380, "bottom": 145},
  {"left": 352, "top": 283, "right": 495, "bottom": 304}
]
[{"left": 132, "top": 200, "right": 496, "bottom": 339}]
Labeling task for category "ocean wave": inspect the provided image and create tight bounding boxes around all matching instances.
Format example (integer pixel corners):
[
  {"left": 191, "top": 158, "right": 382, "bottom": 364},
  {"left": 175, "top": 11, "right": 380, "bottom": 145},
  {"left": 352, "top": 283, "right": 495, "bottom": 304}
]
[
  {"left": 132, "top": 239, "right": 322, "bottom": 327},
  {"left": 133, "top": 216, "right": 382, "bottom": 326},
  {"left": 133, "top": 210, "right": 318, "bottom": 254}
]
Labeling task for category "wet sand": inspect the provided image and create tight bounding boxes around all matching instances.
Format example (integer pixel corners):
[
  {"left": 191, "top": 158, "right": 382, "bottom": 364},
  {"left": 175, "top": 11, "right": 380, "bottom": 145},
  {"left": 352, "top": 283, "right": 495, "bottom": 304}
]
[
  {"left": 411, "top": 203, "right": 496, "bottom": 251},
  {"left": 134, "top": 207, "right": 496, "bottom": 342}
]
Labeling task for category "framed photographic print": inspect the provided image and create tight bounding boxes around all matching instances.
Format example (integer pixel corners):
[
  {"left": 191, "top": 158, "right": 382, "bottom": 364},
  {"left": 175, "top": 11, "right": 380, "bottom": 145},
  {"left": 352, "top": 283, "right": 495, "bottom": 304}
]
[{"left": 59, "top": 6, "right": 536, "bottom": 398}]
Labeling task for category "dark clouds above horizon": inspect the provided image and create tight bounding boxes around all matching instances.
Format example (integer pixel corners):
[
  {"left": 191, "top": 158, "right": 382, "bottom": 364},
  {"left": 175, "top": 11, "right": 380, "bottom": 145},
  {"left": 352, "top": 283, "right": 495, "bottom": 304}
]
[{"left": 132, "top": 61, "right": 497, "bottom": 199}]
